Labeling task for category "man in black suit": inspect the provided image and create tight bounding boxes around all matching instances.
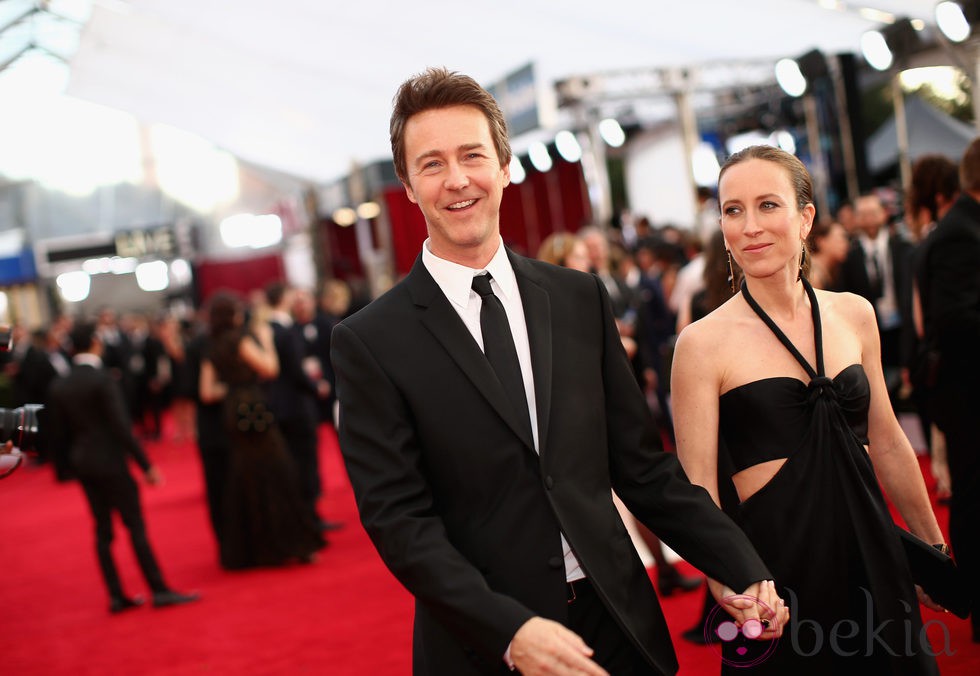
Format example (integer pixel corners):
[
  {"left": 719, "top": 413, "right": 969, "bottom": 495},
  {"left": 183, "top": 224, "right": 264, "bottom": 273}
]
[
  {"left": 48, "top": 321, "right": 199, "bottom": 614},
  {"left": 331, "top": 68, "right": 785, "bottom": 675},
  {"left": 839, "top": 193, "right": 913, "bottom": 385},
  {"left": 265, "top": 282, "right": 340, "bottom": 532},
  {"left": 916, "top": 138, "right": 980, "bottom": 642}
]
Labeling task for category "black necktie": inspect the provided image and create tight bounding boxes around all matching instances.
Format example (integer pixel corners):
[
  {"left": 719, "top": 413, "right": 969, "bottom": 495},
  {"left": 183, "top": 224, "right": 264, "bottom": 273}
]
[{"left": 471, "top": 273, "right": 532, "bottom": 438}]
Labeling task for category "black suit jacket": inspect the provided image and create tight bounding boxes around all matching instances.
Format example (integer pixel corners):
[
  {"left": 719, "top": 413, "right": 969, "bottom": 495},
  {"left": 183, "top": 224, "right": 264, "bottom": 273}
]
[
  {"left": 331, "top": 251, "right": 769, "bottom": 675},
  {"left": 266, "top": 320, "right": 319, "bottom": 425},
  {"left": 839, "top": 232, "right": 913, "bottom": 324},
  {"left": 916, "top": 194, "right": 980, "bottom": 403},
  {"left": 47, "top": 362, "right": 150, "bottom": 479}
]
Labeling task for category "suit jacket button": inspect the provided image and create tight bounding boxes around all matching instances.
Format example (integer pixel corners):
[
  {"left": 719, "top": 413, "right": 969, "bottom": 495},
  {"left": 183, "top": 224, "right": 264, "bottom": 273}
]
[
  {"left": 548, "top": 556, "right": 563, "bottom": 569},
  {"left": 545, "top": 476, "right": 554, "bottom": 490}
]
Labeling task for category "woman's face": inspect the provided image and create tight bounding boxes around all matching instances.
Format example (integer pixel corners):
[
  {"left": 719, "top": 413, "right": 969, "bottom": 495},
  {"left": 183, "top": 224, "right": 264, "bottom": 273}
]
[
  {"left": 823, "top": 223, "right": 850, "bottom": 263},
  {"left": 564, "top": 240, "right": 591, "bottom": 273},
  {"left": 719, "top": 158, "right": 814, "bottom": 282}
]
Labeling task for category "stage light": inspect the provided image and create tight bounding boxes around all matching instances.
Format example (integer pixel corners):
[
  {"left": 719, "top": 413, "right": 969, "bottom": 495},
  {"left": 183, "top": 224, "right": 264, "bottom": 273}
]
[
  {"left": 356, "top": 201, "right": 381, "bottom": 220},
  {"left": 219, "top": 213, "right": 283, "bottom": 248},
  {"left": 332, "top": 207, "right": 356, "bottom": 227},
  {"left": 57, "top": 271, "right": 91, "bottom": 303},
  {"left": 775, "top": 49, "right": 830, "bottom": 97},
  {"left": 597, "top": 118, "right": 625, "bottom": 148},
  {"left": 775, "top": 59, "right": 807, "bottom": 97},
  {"left": 528, "top": 142, "right": 553, "bottom": 173},
  {"left": 509, "top": 156, "right": 526, "bottom": 184},
  {"left": 861, "top": 17, "right": 924, "bottom": 71},
  {"left": 936, "top": 1, "right": 980, "bottom": 42},
  {"left": 554, "top": 131, "right": 583, "bottom": 162},
  {"left": 135, "top": 260, "right": 169, "bottom": 292}
]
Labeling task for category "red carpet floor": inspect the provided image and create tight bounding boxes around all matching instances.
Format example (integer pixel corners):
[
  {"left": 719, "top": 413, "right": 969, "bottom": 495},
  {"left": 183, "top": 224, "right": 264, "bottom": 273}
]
[{"left": 2, "top": 424, "right": 977, "bottom": 674}]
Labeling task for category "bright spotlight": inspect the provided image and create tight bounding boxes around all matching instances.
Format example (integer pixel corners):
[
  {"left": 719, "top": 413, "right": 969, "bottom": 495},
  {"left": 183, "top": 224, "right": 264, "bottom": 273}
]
[
  {"left": 219, "top": 213, "right": 283, "bottom": 248},
  {"left": 771, "top": 130, "right": 797, "bottom": 155},
  {"left": 333, "top": 207, "right": 356, "bottom": 227},
  {"left": 691, "top": 142, "right": 721, "bottom": 187},
  {"left": 135, "top": 260, "right": 170, "bottom": 292},
  {"left": 528, "top": 142, "right": 553, "bottom": 173},
  {"left": 554, "top": 131, "right": 583, "bottom": 162},
  {"left": 356, "top": 201, "right": 381, "bottom": 220},
  {"left": 598, "top": 118, "right": 626, "bottom": 148},
  {"left": 860, "top": 30, "right": 893, "bottom": 71},
  {"left": 57, "top": 271, "right": 91, "bottom": 303},
  {"left": 170, "top": 258, "right": 193, "bottom": 286},
  {"left": 509, "top": 156, "right": 526, "bottom": 184},
  {"left": 936, "top": 2, "right": 972, "bottom": 42},
  {"left": 775, "top": 58, "right": 807, "bottom": 97}
]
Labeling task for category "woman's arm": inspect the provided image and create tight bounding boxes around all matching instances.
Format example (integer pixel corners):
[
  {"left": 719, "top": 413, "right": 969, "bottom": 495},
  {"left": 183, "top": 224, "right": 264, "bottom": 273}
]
[
  {"left": 198, "top": 359, "right": 227, "bottom": 404},
  {"left": 671, "top": 323, "right": 723, "bottom": 507},
  {"left": 240, "top": 323, "right": 279, "bottom": 379},
  {"left": 852, "top": 296, "right": 944, "bottom": 545}
]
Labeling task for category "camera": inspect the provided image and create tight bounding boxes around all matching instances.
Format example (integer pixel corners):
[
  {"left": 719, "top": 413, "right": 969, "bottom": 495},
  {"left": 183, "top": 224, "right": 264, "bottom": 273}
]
[{"left": 0, "top": 404, "right": 43, "bottom": 454}]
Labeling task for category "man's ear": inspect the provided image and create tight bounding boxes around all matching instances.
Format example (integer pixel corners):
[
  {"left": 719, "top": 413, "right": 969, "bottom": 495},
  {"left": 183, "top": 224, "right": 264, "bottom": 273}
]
[{"left": 403, "top": 181, "right": 417, "bottom": 205}]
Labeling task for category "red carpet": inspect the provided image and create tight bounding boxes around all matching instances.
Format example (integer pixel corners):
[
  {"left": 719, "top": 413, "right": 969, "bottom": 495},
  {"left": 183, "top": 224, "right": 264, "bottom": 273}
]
[{"left": 2, "top": 425, "right": 977, "bottom": 674}]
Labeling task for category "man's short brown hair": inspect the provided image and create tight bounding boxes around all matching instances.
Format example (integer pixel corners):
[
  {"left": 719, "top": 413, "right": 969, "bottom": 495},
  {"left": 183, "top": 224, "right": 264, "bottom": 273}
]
[{"left": 389, "top": 67, "right": 512, "bottom": 184}]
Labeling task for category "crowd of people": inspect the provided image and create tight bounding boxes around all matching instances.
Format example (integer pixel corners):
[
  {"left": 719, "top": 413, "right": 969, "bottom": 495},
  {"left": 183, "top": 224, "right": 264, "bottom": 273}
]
[
  {"left": 2, "top": 65, "right": 976, "bottom": 674},
  {"left": 0, "top": 279, "right": 358, "bottom": 612}
]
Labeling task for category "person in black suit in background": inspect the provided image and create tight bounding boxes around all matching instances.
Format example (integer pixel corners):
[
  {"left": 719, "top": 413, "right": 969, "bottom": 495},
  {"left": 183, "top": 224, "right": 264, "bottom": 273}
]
[
  {"left": 264, "top": 282, "right": 340, "bottom": 532},
  {"left": 916, "top": 138, "right": 980, "bottom": 642},
  {"left": 838, "top": 193, "right": 913, "bottom": 392},
  {"left": 48, "top": 321, "right": 199, "bottom": 614},
  {"left": 331, "top": 67, "right": 786, "bottom": 676}
]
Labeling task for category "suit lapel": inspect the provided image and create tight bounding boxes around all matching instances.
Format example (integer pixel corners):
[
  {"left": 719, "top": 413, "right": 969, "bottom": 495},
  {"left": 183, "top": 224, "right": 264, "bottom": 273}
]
[
  {"left": 510, "top": 252, "right": 553, "bottom": 458},
  {"left": 407, "top": 256, "right": 536, "bottom": 451}
]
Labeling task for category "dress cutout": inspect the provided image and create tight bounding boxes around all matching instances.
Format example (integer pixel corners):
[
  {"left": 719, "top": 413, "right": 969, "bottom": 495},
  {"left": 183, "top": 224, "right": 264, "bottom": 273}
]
[
  {"left": 209, "top": 330, "right": 324, "bottom": 569},
  {"left": 715, "top": 278, "right": 938, "bottom": 674}
]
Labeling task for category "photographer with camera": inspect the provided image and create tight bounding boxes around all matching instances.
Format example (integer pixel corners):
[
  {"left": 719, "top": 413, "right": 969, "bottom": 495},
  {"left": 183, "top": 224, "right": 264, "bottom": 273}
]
[{"left": 47, "top": 321, "right": 200, "bottom": 614}]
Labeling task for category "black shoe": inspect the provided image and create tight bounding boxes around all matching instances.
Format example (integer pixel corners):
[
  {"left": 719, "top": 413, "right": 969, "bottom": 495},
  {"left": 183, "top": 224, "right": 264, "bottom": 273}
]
[
  {"left": 657, "top": 570, "right": 703, "bottom": 597},
  {"left": 152, "top": 590, "right": 200, "bottom": 609},
  {"left": 109, "top": 595, "right": 145, "bottom": 614}
]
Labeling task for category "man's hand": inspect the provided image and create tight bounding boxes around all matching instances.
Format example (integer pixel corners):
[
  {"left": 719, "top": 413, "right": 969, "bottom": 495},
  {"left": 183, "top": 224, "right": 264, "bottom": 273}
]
[
  {"left": 710, "top": 579, "right": 789, "bottom": 641},
  {"left": 916, "top": 585, "right": 946, "bottom": 613},
  {"left": 510, "top": 617, "right": 609, "bottom": 676},
  {"left": 144, "top": 465, "right": 164, "bottom": 486}
]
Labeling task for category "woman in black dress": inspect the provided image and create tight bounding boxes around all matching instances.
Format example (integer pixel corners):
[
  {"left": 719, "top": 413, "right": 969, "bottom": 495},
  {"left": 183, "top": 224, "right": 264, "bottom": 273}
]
[
  {"left": 199, "top": 292, "right": 324, "bottom": 570},
  {"left": 671, "top": 145, "right": 946, "bottom": 673}
]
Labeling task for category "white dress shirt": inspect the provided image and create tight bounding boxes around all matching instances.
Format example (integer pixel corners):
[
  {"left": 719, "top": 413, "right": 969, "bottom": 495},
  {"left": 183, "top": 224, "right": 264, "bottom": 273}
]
[{"left": 421, "top": 238, "right": 584, "bottom": 583}]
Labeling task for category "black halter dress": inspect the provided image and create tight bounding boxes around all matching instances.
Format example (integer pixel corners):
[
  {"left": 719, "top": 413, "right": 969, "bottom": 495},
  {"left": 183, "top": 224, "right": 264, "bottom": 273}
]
[{"left": 715, "top": 279, "right": 938, "bottom": 674}]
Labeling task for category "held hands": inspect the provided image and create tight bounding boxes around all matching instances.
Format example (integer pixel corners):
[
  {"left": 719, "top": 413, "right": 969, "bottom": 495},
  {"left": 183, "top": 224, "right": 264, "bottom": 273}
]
[
  {"left": 709, "top": 579, "right": 789, "bottom": 641},
  {"left": 511, "top": 617, "right": 609, "bottom": 676}
]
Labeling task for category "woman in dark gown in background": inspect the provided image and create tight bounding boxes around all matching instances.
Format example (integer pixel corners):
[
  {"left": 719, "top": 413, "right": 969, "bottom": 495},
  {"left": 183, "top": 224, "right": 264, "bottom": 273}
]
[
  {"left": 199, "top": 292, "right": 324, "bottom": 570},
  {"left": 671, "top": 145, "right": 947, "bottom": 674}
]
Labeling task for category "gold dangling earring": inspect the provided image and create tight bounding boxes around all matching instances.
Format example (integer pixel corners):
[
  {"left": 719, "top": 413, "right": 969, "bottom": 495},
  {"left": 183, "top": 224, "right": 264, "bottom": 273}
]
[
  {"left": 797, "top": 243, "right": 805, "bottom": 282},
  {"left": 727, "top": 249, "right": 736, "bottom": 293}
]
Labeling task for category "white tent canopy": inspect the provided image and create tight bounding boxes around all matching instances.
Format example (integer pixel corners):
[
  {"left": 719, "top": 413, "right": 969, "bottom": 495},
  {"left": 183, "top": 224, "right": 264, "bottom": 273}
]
[{"left": 60, "top": 0, "right": 936, "bottom": 184}]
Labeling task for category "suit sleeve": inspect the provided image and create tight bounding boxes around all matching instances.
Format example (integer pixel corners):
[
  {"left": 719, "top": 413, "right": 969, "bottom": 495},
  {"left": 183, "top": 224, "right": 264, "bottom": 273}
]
[
  {"left": 929, "top": 229, "right": 980, "bottom": 361},
  {"left": 102, "top": 373, "right": 151, "bottom": 472},
  {"left": 595, "top": 276, "right": 771, "bottom": 592},
  {"left": 331, "top": 322, "right": 534, "bottom": 660}
]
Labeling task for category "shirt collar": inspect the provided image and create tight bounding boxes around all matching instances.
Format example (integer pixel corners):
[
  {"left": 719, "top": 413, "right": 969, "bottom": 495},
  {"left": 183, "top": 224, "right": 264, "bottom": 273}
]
[
  {"left": 421, "top": 237, "right": 517, "bottom": 310},
  {"left": 73, "top": 353, "right": 103, "bottom": 368},
  {"left": 269, "top": 310, "right": 293, "bottom": 327}
]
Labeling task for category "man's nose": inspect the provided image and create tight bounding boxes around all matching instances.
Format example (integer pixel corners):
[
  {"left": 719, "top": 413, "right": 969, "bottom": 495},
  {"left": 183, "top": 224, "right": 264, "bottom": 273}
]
[{"left": 444, "top": 162, "right": 469, "bottom": 190}]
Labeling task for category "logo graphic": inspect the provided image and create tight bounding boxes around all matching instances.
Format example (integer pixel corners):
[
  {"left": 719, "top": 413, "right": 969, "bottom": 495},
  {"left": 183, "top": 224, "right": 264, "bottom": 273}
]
[{"left": 703, "top": 594, "right": 779, "bottom": 668}]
